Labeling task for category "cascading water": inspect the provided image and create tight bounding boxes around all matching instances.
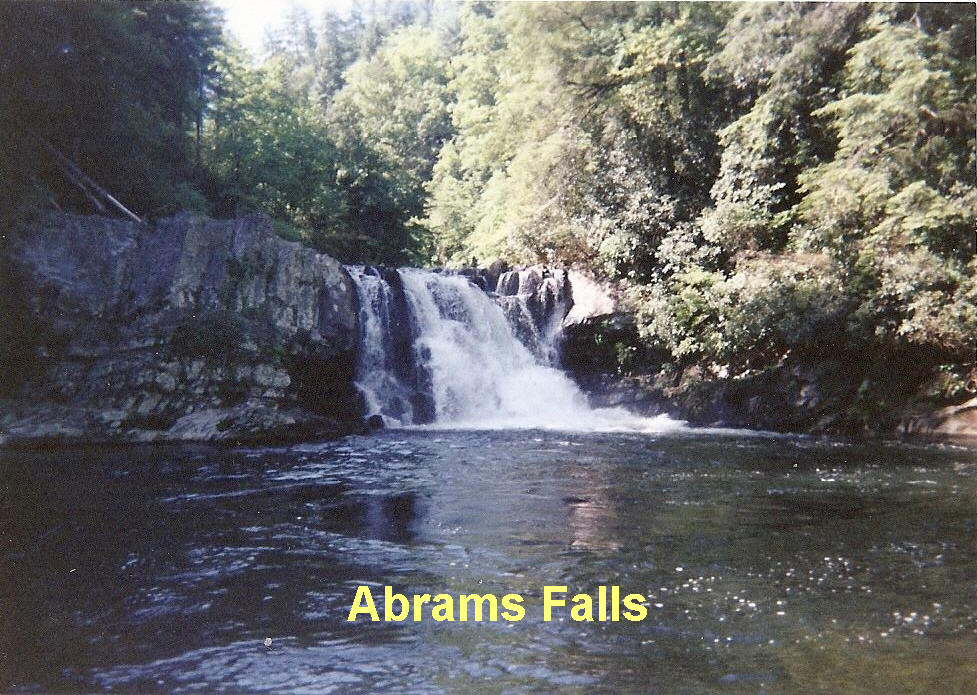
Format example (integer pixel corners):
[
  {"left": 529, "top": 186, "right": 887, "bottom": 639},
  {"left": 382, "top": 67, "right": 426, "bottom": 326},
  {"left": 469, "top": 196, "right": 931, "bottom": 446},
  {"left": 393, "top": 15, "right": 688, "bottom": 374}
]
[
  {"left": 346, "top": 266, "right": 434, "bottom": 425},
  {"left": 494, "top": 268, "right": 569, "bottom": 366},
  {"left": 346, "top": 266, "right": 681, "bottom": 432}
]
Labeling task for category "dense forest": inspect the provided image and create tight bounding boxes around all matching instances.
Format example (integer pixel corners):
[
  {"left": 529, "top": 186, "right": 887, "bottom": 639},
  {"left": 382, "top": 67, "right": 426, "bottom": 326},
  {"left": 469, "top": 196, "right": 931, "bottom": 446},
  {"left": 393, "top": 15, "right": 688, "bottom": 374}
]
[{"left": 1, "top": 1, "right": 974, "bottom": 416}]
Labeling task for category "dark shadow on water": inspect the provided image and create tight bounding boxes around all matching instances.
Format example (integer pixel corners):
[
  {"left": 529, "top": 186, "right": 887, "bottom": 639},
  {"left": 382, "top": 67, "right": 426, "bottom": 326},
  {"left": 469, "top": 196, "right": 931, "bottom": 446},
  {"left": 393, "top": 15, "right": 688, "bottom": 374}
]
[{"left": 0, "top": 444, "right": 425, "bottom": 691}]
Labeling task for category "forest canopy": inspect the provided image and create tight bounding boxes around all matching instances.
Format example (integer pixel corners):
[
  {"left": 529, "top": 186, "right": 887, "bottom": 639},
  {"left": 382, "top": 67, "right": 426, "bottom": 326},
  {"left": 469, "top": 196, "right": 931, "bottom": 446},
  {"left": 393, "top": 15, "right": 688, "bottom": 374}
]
[{"left": 1, "top": 0, "right": 974, "bottom": 404}]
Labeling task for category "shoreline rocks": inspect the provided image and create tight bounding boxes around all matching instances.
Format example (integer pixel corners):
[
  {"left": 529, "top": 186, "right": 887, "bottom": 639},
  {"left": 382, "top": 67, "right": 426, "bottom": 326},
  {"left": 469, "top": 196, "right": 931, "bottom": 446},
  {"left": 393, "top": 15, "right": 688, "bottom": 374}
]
[
  {"left": 1, "top": 212, "right": 365, "bottom": 447},
  {"left": 563, "top": 314, "right": 977, "bottom": 439}
]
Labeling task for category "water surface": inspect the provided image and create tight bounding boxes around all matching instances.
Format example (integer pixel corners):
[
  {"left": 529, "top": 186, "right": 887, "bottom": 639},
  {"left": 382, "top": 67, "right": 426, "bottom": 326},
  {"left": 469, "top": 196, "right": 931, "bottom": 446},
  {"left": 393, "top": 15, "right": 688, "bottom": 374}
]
[{"left": 2, "top": 430, "right": 976, "bottom": 693}]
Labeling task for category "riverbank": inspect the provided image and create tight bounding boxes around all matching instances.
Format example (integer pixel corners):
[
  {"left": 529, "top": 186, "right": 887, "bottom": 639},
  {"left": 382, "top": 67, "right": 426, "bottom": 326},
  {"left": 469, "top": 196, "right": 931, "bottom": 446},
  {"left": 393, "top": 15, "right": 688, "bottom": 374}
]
[
  {"left": 2, "top": 212, "right": 973, "bottom": 447},
  {"left": 0, "top": 212, "right": 365, "bottom": 447},
  {"left": 563, "top": 314, "right": 977, "bottom": 438}
]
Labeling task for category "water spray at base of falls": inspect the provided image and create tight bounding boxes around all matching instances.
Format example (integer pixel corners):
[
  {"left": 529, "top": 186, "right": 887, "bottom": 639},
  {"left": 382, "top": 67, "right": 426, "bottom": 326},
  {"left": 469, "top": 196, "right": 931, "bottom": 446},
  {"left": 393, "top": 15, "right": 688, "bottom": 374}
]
[{"left": 346, "top": 266, "right": 684, "bottom": 433}]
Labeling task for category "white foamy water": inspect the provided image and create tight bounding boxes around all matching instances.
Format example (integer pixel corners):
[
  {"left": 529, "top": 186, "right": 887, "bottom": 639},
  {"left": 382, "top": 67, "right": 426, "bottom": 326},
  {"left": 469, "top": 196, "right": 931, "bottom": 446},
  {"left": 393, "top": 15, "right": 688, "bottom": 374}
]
[{"left": 346, "top": 266, "right": 685, "bottom": 433}]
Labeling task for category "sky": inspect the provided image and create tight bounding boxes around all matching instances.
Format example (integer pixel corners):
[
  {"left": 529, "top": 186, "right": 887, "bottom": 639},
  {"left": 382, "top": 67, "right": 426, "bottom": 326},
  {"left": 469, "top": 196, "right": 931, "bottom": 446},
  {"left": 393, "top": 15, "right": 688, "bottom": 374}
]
[{"left": 214, "top": 0, "right": 353, "bottom": 57}]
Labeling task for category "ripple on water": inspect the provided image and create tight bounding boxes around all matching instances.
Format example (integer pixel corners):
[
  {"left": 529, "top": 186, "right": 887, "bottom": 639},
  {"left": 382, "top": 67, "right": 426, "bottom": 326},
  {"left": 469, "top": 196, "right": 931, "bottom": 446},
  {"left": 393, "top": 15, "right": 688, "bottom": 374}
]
[{"left": 1, "top": 430, "right": 976, "bottom": 692}]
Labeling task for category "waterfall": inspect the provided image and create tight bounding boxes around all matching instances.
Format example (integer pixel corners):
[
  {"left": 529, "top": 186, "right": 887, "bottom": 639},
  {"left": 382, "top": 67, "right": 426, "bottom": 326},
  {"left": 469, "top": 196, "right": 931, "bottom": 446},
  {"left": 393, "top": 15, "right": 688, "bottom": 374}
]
[
  {"left": 494, "top": 268, "right": 570, "bottom": 367},
  {"left": 346, "top": 266, "right": 681, "bottom": 432}
]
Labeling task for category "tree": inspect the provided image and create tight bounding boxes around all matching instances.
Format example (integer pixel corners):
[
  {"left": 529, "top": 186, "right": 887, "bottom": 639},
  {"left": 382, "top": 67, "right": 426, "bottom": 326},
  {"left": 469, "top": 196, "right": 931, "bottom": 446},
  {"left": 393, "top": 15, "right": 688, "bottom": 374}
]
[
  {"left": 793, "top": 5, "right": 976, "bottom": 379},
  {"left": 635, "top": 3, "right": 975, "bottom": 408},
  {"left": 425, "top": 2, "right": 730, "bottom": 273},
  {"left": 204, "top": 44, "right": 346, "bottom": 248},
  {"left": 697, "top": 2, "right": 867, "bottom": 257},
  {"left": 327, "top": 24, "right": 455, "bottom": 263},
  {"left": 0, "top": 0, "right": 222, "bottom": 219}
]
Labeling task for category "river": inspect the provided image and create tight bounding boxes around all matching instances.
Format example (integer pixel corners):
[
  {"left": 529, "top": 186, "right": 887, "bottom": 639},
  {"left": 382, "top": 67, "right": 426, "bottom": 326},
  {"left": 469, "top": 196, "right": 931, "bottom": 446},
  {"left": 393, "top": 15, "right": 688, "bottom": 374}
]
[{"left": 2, "top": 429, "right": 976, "bottom": 692}]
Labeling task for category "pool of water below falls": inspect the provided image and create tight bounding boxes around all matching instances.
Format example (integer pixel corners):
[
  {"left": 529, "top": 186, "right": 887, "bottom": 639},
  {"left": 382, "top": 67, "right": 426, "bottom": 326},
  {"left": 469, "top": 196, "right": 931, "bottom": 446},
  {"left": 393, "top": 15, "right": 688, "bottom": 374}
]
[{"left": 2, "top": 429, "right": 976, "bottom": 693}]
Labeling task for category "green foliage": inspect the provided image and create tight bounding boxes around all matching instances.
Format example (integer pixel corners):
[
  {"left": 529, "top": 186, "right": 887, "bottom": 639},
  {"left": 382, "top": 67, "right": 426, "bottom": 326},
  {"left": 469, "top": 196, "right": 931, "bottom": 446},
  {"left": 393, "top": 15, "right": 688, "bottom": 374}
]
[
  {"left": 425, "top": 2, "right": 730, "bottom": 272},
  {"left": 203, "top": 45, "right": 346, "bottom": 240},
  {"left": 700, "top": 3, "right": 866, "bottom": 257},
  {"left": 789, "top": 6, "right": 976, "bottom": 369},
  {"left": 0, "top": 0, "right": 222, "bottom": 218},
  {"left": 637, "top": 254, "right": 850, "bottom": 370},
  {"left": 329, "top": 24, "right": 453, "bottom": 191},
  {"left": 327, "top": 24, "right": 454, "bottom": 263},
  {"left": 207, "top": 3, "right": 454, "bottom": 264},
  {"left": 635, "top": 3, "right": 975, "bottom": 408},
  {"left": 2, "top": 1, "right": 973, "bottom": 410},
  {"left": 0, "top": 0, "right": 446, "bottom": 265},
  {"left": 262, "top": 0, "right": 435, "bottom": 106}
]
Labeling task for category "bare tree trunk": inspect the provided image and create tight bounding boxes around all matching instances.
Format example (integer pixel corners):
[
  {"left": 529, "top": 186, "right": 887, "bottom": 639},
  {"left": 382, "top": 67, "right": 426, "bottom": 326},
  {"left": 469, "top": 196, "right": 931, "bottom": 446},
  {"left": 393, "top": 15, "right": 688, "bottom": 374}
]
[{"left": 11, "top": 120, "right": 143, "bottom": 223}]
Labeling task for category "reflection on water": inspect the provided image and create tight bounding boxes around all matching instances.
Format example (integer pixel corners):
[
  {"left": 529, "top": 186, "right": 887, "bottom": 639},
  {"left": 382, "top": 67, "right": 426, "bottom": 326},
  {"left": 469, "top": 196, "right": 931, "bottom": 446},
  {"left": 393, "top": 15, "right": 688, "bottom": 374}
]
[{"left": 1, "top": 431, "right": 976, "bottom": 692}]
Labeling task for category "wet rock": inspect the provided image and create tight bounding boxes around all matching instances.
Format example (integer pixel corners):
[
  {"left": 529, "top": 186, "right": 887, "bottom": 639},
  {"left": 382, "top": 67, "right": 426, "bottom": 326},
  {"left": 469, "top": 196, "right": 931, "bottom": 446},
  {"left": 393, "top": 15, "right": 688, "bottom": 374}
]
[
  {"left": 444, "top": 259, "right": 509, "bottom": 293},
  {"left": 574, "top": 352, "right": 977, "bottom": 437},
  {"left": 493, "top": 266, "right": 572, "bottom": 364},
  {"left": 900, "top": 397, "right": 977, "bottom": 437}
]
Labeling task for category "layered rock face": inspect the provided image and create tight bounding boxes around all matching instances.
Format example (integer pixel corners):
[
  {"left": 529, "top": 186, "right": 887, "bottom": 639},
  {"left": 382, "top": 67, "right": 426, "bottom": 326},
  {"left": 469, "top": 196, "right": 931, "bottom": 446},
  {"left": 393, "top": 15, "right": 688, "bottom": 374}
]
[{"left": 1, "top": 213, "right": 363, "bottom": 445}]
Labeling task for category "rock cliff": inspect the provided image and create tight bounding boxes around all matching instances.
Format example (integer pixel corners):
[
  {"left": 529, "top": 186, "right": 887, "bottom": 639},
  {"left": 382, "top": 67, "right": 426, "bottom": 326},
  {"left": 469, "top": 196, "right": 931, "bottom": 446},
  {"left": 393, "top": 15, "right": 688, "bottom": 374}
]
[{"left": 1, "top": 213, "right": 364, "bottom": 446}]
